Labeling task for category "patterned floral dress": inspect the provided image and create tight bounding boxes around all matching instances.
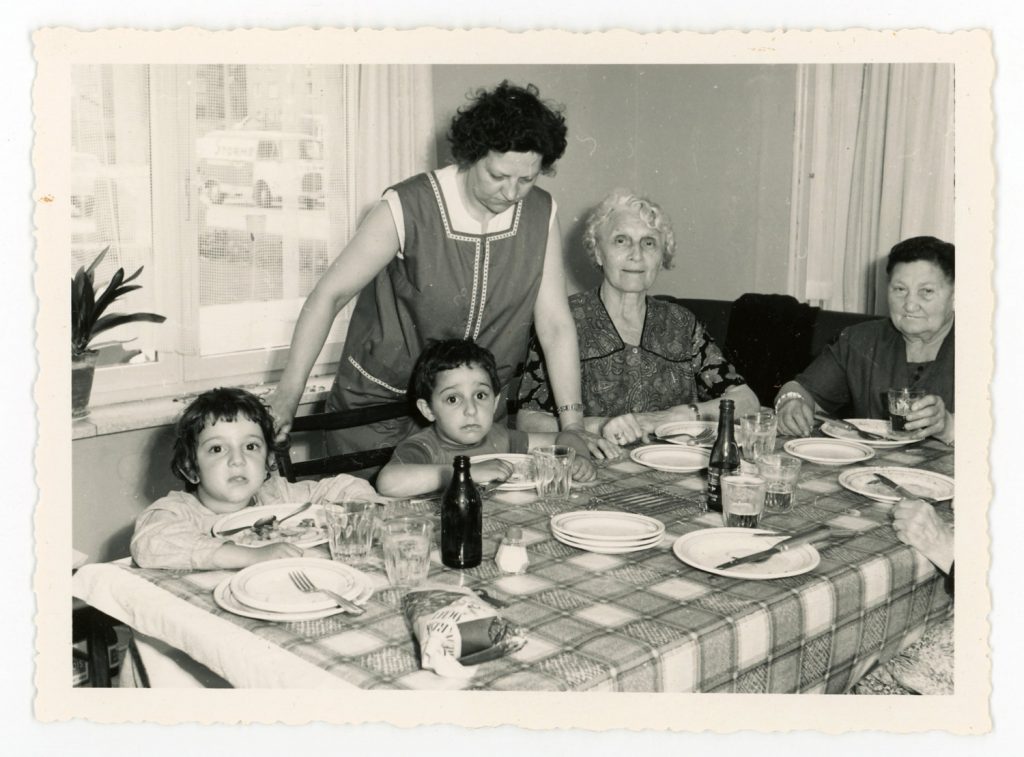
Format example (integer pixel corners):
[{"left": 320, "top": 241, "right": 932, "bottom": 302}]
[{"left": 517, "top": 288, "right": 747, "bottom": 417}]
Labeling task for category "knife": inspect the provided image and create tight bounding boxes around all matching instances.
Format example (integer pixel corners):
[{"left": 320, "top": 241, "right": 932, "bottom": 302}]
[
  {"left": 715, "top": 525, "right": 833, "bottom": 570},
  {"left": 873, "top": 474, "right": 939, "bottom": 504}
]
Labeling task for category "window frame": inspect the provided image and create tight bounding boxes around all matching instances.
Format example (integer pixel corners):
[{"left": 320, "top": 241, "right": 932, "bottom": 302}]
[{"left": 87, "top": 64, "right": 351, "bottom": 407}]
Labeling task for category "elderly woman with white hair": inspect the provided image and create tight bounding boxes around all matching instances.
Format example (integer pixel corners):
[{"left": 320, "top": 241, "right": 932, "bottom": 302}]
[{"left": 516, "top": 189, "right": 759, "bottom": 449}]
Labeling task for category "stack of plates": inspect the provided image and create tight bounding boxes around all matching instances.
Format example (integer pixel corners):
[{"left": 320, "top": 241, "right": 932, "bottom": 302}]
[
  {"left": 213, "top": 557, "right": 374, "bottom": 622},
  {"left": 550, "top": 511, "right": 666, "bottom": 554}
]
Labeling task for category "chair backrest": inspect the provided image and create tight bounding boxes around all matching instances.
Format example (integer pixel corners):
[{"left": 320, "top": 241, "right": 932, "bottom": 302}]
[{"left": 275, "top": 401, "right": 415, "bottom": 482}]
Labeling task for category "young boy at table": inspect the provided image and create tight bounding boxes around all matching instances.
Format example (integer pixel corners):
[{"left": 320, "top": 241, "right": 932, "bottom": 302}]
[
  {"left": 376, "top": 339, "right": 595, "bottom": 497},
  {"left": 130, "top": 387, "right": 377, "bottom": 570}
]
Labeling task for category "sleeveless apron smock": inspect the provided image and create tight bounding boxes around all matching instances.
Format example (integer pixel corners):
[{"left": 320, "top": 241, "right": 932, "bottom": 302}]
[{"left": 325, "top": 171, "right": 552, "bottom": 454}]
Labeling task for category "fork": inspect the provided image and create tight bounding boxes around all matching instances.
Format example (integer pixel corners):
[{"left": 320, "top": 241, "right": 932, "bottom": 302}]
[
  {"left": 288, "top": 570, "right": 365, "bottom": 615},
  {"left": 659, "top": 428, "right": 715, "bottom": 446}
]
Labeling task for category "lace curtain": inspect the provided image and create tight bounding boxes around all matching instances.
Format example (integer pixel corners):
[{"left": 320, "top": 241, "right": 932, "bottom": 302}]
[{"left": 789, "top": 63, "right": 954, "bottom": 314}]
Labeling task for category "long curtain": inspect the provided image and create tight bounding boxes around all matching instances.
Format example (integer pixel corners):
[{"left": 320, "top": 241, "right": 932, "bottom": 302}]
[
  {"left": 354, "top": 65, "right": 436, "bottom": 221},
  {"left": 789, "top": 63, "right": 954, "bottom": 314}
]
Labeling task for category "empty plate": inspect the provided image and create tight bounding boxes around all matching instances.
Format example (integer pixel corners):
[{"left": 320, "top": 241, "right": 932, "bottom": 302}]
[
  {"left": 672, "top": 528, "right": 820, "bottom": 580},
  {"left": 550, "top": 511, "right": 665, "bottom": 542},
  {"left": 630, "top": 444, "right": 711, "bottom": 472},
  {"left": 783, "top": 438, "right": 875, "bottom": 466},
  {"left": 229, "top": 558, "right": 365, "bottom": 614},
  {"left": 552, "top": 531, "right": 663, "bottom": 554},
  {"left": 838, "top": 466, "right": 955, "bottom": 503},
  {"left": 213, "top": 576, "right": 372, "bottom": 622}
]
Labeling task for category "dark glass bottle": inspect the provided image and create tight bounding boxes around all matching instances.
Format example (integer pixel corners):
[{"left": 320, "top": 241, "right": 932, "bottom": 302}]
[
  {"left": 441, "top": 455, "right": 482, "bottom": 569},
  {"left": 705, "top": 399, "right": 740, "bottom": 513}
]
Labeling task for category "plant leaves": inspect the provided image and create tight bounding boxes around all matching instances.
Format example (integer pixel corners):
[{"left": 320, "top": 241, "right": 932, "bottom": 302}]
[
  {"left": 90, "top": 312, "right": 167, "bottom": 341},
  {"left": 85, "top": 246, "right": 109, "bottom": 278}
]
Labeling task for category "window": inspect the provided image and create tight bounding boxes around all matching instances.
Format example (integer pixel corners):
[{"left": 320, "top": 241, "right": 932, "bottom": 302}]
[{"left": 72, "top": 65, "right": 362, "bottom": 405}]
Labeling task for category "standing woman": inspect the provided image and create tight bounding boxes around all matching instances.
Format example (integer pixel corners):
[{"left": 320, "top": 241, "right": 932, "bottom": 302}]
[{"left": 270, "top": 82, "right": 605, "bottom": 456}]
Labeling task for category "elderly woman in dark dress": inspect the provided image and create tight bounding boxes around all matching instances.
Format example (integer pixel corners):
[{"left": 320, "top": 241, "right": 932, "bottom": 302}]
[
  {"left": 517, "top": 189, "right": 759, "bottom": 449},
  {"left": 775, "top": 236, "right": 955, "bottom": 444},
  {"left": 269, "top": 82, "right": 608, "bottom": 457}
]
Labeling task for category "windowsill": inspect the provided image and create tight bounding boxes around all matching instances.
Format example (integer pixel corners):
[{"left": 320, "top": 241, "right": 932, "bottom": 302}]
[{"left": 71, "top": 375, "right": 336, "bottom": 440}]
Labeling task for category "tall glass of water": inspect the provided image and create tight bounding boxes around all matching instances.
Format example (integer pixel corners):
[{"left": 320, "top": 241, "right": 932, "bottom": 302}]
[
  {"left": 381, "top": 516, "right": 434, "bottom": 587},
  {"left": 739, "top": 410, "right": 778, "bottom": 474}
]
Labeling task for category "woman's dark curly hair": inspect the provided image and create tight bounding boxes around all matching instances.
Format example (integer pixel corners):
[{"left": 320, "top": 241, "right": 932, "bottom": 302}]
[
  {"left": 447, "top": 81, "right": 568, "bottom": 174},
  {"left": 171, "top": 387, "right": 279, "bottom": 492}
]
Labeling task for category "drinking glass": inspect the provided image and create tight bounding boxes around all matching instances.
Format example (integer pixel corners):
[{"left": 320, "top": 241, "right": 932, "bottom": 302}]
[
  {"left": 721, "top": 474, "right": 767, "bottom": 528},
  {"left": 323, "top": 500, "right": 376, "bottom": 561},
  {"left": 381, "top": 516, "right": 434, "bottom": 587},
  {"left": 739, "top": 409, "right": 778, "bottom": 474},
  {"left": 532, "top": 445, "right": 576, "bottom": 499},
  {"left": 756, "top": 453, "right": 802, "bottom": 513},
  {"left": 887, "top": 388, "right": 927, "bottom": 436}
]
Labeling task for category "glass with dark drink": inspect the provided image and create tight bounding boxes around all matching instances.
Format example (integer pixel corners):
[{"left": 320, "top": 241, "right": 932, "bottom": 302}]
[{"left": 887, "top": 387, "right": 926, "bottom": 434}]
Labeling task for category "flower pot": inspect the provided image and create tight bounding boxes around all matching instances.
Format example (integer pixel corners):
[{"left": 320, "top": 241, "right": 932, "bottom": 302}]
[{"left": 72, "top": 351, "right": 98, "bottom": 419}]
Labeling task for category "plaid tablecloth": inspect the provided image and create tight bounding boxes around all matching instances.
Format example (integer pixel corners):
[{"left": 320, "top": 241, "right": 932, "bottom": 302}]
[{"left": 73, "top": 439, "right": 954, "bottom": 692}]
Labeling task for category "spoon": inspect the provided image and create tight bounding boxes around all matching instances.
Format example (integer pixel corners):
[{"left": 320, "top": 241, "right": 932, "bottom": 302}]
[{"left": 218, "top": 501, "right": 313, "bottom": 536}]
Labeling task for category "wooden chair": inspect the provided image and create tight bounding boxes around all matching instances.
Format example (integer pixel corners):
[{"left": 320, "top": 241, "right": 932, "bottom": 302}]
[{"left": 274, "top": 401, "right": 415, "bottom": 482}]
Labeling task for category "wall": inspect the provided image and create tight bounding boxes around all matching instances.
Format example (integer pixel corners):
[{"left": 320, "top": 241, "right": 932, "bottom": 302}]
[{"left": 432, "top": 64, "right": 798, "bottom": 299}]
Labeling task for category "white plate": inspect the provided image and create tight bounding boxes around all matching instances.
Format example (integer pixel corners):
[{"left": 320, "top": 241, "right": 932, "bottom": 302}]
[
  {"left": 551, "top": 511, "right": 665, "bottom": 542},
  {"left": 820, "top": 419, "right": 915, "bottom": 448},
  {"left": 552, "top": 531, "right": 663, "bottom": 554},
  {"left": 838, "top": 466, "right": 955, "bottom": 503},
  {"left": 229, "top": 557, "right": 365, "bottom": 613},
  {"left": 213, "top": 576, "right": 372, "bottom": 622},
  {"left": 470, "top": 453, "right": 537, "bottom": 491},
  {"left": 654, "top": 420, "right": 717, "bottom": 447},
  {"left": 630, "top": 444, "right": 711, "bottom": 472},
  {"left": 783, "top": 438, "right": 875, "bottom": 466},
  {"left": 212, "top": 504, "right": 329, "bottom": 548},
  {"left": 672, "top": 528, "right": 821, "bottom": 580}
]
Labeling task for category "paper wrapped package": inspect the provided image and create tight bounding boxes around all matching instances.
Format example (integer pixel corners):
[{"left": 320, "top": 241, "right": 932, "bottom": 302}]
[{"left": 402, "top": 588, "right": 527, "bottom": 679}]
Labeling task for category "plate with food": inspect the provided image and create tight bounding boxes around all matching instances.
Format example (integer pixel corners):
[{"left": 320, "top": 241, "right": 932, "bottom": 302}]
[
  {"left": 212, "top": 503, "right": 329, "bottom": 548},
  {"left": 782, "top": 438, "right": 875, "bottom": 466},
  {"left": 470, "top": 453, "right": 537, "bottom": 491},
  {"left": 654, "top": 420, "right": 717, "bottom": 447},
  {"left": 838, "top": 466, "right": 955, "bottom": 504},
  {"left": 820, "top": 418, "right": 914, "bottom": 448}
]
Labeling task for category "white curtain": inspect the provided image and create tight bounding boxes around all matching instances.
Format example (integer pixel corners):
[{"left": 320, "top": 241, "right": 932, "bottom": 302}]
[
  {"left": 355, "top": 65, "right": 436, "bottom": 221},
  {"left": 789, "top": 63, "right": 954, "bottom": 314}
]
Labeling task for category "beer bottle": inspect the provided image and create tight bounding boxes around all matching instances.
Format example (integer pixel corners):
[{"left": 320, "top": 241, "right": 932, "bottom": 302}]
[
  {"left": 706, "top": 399, "right": 740, "bottom": 513},
  {"left": 441, "top": 455, "right": 482, "bottom": 569}
]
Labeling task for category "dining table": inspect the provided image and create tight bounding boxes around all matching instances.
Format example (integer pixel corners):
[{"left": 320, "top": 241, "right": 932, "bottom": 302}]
[{"left": 71, "top": 432, "right": 954, "bottom": 692}]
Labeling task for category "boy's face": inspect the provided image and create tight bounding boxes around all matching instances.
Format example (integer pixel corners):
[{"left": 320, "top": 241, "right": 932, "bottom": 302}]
[
  {"left": 417, "top": 364, "right": 498, "bottom": 447},
  {"left": 194, "top": 415, "right": 269, "bottom": 513}
]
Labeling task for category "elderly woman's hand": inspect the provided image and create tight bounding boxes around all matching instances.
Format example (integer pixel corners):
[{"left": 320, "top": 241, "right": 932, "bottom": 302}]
[
  {"left": 600, "top": 413, "right": 648, "bottom": 447},
  {"left": 557, "top": 427, "right": 622, "bottom": 461},
  {"left": 776, "top": 396, "right": 814, "bottom": 437},
  {"left": 903, "top": 394, "right": 952, "bottom": 442},
  {"left": 892, "top": 498, "right": 954, "bottom": 573}
]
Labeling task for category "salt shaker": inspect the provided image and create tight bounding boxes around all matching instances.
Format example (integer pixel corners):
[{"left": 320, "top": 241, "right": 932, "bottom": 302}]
[{"left": 495, "top": 527, "right": 529, "bottom": 574}]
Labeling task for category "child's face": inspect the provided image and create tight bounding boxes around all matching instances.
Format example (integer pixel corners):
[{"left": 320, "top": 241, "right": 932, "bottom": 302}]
[
  {"left": 193, "top": 415, "right": 270, "bottom": 513},
  {"left": 417, "top": 364, "right": 498, "bottom": 447}
]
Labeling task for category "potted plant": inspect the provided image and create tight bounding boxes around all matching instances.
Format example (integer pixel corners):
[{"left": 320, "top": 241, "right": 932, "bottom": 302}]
[{"left": 72, "top": 246, "right": 166, "bottom": 418}]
